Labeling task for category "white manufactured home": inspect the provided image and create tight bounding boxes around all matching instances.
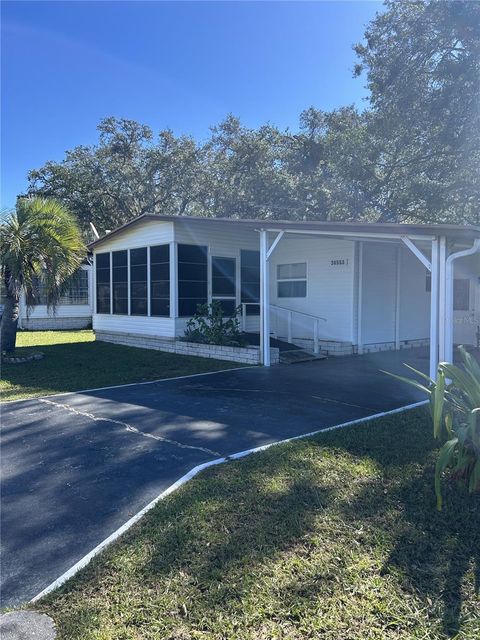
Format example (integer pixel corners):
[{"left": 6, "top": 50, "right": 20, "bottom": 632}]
[
  {"left": 88, "top": 215, "right": 480, "bottom": 374},
  {"left": 1, "top": 265, "right": 94, "bottom": 331}
]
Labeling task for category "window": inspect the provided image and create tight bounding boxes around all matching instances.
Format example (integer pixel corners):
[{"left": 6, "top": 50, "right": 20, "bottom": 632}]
[
  {"left": 241, "top": 250, "right": 260, "bottom": 315},
  {"left": 212, "top": 256, "right": 236, "bottom": 316},
  {"left": 130, "top": 248, "right": 148, "bottom": 315},
  {"left": 150, "top": 244, "right": 170, "bottom": 317},
  {"left": 454, "top": 279, "right": 470, "bottom": 311},
  {"left": 277, "top": 262, "right": 307, "bottom": 298},
  {"left": 178, "top": 244, "right": 208, "bottom": 316},
  {"left": 112, "top": 251, "right": 128, "bottom": 314},
  {"left": 96, "top": 253, "right": 111, "bottom": 313},
  {"left": 60, "top": 269, "right": 89, "bottom": 305}
]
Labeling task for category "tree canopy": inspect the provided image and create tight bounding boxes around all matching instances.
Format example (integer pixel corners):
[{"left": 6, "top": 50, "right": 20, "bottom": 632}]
[{"left": 26, "top": 0, "right": 480, "bottom": 236}]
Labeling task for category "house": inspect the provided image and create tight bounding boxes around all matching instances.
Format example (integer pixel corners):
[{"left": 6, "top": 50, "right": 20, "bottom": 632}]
[
  {"left": 88, "top": 215, "right": 480, "bottom": 373},
  {"left": 0, "top": 264, "right": 94, "bottom": 330}
]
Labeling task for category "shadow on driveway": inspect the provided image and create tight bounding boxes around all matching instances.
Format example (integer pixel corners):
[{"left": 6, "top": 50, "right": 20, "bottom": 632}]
[{"left": 1, "top": 348, "right": 428, "bottom": 606}]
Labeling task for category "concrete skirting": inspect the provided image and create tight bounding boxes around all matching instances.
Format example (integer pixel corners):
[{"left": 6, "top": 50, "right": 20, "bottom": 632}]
[
  {"left": 21, "top": 317, "right": 91, "bottom": 330},
  {"left": 95, "top": 330, "right": 280, "bottom": 365}
]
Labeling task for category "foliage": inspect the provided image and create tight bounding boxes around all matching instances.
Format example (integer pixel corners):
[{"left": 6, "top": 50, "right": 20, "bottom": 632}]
[
  {"left": 387, "top": 346, "right": 480, "bottom": 509},
  {"left": 0, "top": 330, "right": 243, "bottom": 401},
  {"left": 352, "top": 0, "right": 480, "bottom": 224},
  {"left": 183, "top": 300, "right": 246, "bottom": 347},
  {"left": 0, "top": 198, "right": 86, "bottom": 352},
  {"left": 1, "top": 198, "right": 86, "bottom": 306},
  {"left": 26, "top": 2, "right": 480, "bottom": 232},
  {"left": 27, "top": 118, "right": 210, "bottom": 236}
]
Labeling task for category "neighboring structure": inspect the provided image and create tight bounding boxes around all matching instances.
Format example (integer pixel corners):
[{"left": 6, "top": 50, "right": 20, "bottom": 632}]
[
  {"left": 0, "top": 265, "right": 93, "bottom": 330},
  {"left": 88, "top": 215, "right": 480, "bottom": 372}
]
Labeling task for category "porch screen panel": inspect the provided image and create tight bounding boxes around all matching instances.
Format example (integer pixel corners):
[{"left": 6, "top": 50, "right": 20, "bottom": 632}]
[
  {"left": 150, "top": 244, "right": 170, "bottom": 317},
  {"left": 130, "top": 248, "right": 148, "bottom": 315},
  {"left": 241, "top": 250, "right": 260, "bottom": 315},
  {"left": 96, "top": 252, "right": 111, "bottom": 313},
  {"left": 112, "top": 250, "right": 128, "bottom": 314},
  {"left": 212, "top": 256, "right": 236, "bottom": 316},
  {"left": 178, "top": 244, "right": 208, "bottom": 316}
]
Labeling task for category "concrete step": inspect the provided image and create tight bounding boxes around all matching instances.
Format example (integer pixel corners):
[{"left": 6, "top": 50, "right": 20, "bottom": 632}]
[{"left": 279, "top": 349, "right": 328, "bottom": 364}]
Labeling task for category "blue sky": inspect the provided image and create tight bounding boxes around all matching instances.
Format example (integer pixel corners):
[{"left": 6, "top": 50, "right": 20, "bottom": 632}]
[{"left": 1, "top": 1, "right": 381, "bottom": 208}]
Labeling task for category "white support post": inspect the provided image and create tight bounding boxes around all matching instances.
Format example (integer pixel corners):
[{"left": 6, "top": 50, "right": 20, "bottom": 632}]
[
  {"left": 313, "top": 318, "right": 320, "bottom": 354},
  {"left": 109, "top": 251, "right": 113, "bottom": 315},
  {"left": 127, "top": 250, "right": 131, "bottom": 315},
  {"left": 241, "top": 303, "right": 247, "bottom": 332},
  {"left": 169, "top": 241, "right": 177, "bottom": 319},
  {"left": 266, "top": 231, "right": 284, "bottom": 260},
  {"left": 260, "top": 230, "right": 270, "bottom": 366},
  {"left": 147, "top": 246, "right": 151, "bottom": 317},
  {"left": 357, "top": 241, "right": 364, "bottom": 355},
  {"left": 429, "top": 238, "right": 439, "bottom": 379},
  {"left": 395, "top": 246, "right": 401, "bottom": 350},
  {"left": 401, "top": 236, "right": 431, "bottom": 271},
  {"left": 287, "top": 311, "right": 292, "bottom": 344},
  {"left": 438, "top": 237, "right": 447, "bottom": 362}
]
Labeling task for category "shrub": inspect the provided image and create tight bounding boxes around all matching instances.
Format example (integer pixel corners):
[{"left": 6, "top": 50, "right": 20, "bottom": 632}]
[
  {"left": 388, "top": 346, "right": 480, "bottom": 509},
  {"left": 183, "top": 301, "right": 247, "bottom": 347}
]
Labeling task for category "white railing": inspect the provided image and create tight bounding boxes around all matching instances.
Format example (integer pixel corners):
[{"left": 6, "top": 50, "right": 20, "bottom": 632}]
[{"left": 240, "top": 303, "right": 326, "bottom": 354}]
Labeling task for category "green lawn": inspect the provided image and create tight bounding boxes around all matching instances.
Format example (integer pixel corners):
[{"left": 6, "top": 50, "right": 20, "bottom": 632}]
[
  {"left": 0, "top": 330, "right": 243, "bottom": 401},
  {"left": 36, "top": 409, "right": 479, "bottom": 639}
]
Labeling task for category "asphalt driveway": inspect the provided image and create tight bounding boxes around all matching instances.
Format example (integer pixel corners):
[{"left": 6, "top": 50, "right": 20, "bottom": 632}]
[{"left": 1, "top": 348, "right": 428, "bottom": 606}]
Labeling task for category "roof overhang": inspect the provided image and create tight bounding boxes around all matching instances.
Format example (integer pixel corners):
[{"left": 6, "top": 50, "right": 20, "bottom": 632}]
[{"left": 87, "top": 213, "right": 480, "bottom": 251}]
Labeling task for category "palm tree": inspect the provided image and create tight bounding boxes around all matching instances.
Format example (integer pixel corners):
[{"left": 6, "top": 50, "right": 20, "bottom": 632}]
[{"left": 0, "top": 197, "right": 86, "bottom": 353}]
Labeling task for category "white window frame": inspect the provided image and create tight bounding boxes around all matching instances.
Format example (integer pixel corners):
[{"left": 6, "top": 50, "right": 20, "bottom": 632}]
[
  {"left": 211, "top": 255, "right": 237, "bottom": 315},
  {"left": 277, "top": 262, "right": 307, "bottom": 299}
]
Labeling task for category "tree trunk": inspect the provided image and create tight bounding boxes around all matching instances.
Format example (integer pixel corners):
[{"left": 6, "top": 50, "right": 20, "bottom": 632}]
[{"left": 0, "top": 293, "right": 20, "bottom": 353}]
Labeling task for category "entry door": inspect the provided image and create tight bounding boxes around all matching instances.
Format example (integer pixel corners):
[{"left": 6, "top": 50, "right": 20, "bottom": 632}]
[
  {"left": 211, "top": 256, "right": 236, "bottom": 316},
  {"left": 453, "top": 278, "right": 477, "bottom": 346}
]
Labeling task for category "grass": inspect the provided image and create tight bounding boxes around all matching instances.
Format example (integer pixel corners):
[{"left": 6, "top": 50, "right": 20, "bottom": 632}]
[
  {"left": 0, "top": 330, "right": 244, "bottom": 401},
  {"left": 35, "top": 409, "right": 479, "bottom": 639}
]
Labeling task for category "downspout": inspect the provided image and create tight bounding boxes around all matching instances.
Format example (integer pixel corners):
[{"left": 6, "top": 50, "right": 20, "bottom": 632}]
[{"left": 445, "top": 238, "right": 480, "bottom": 363}]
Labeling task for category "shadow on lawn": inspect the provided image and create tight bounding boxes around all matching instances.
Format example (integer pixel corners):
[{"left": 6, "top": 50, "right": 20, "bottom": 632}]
[
  {"left": 73, "top": 411, "right": 476, "bottom": 637},
  {"left": 40, "top": 409, "right": 479, "bottom": 639},
  {"left": 323, "top": 414, "right": 480, "bottom": 638}
]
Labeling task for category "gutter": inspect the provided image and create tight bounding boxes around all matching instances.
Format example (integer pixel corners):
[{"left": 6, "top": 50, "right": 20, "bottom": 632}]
[{"left": 445, "top": 239, "right": 480, "bottom": 363}]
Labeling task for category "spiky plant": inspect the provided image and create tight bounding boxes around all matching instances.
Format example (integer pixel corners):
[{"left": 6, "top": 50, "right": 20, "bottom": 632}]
[
  {"left": 0, "top": 197, "right": 86, "bottom": 352},
  {"left": 387, "top": 346, "right": 480, "bottom": 509}
]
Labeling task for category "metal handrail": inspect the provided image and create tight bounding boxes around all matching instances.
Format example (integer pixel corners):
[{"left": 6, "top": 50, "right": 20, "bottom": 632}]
[
  {"left": 270, "top": 304, "right": 326, "bottom": 323},
  {"left": 240, "top": 302, "right": 327, "bottom": 355}
]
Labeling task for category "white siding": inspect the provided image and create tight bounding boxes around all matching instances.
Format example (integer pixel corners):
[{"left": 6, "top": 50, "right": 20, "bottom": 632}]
[
  {"left": 361, "top": 243, "right": 396, "bottom": 345},
  {"left": 93, "top": 314, "right": 175, "bottom": 337},
  {"left": 269, "top": 236, "right": 355, "bottom": 342},
  {"left": 360, "top": 242, "right": 430, "bottom": 346},
  {"left": 399, "top": 246, "right": 430, "bottom": 341},
  {"left": 18, "top": 265, "right": 93, "bottom": 329},
  {"left": 92, "top": 221, "right": 175, "bottom": 336},
  {"left": 453, "top": 253, "right": 480, "bottom": 345},
  {"left": 93, "top": 221, "right": 174, "bottom": 252},
  {"left": 174, "top": 221, "right": 260, "bottom": 335}
]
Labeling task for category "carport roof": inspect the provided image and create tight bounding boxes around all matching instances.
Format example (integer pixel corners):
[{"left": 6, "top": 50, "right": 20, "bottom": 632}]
[{"left": 88, "top": 213, "right": 480, "bottom": 250}]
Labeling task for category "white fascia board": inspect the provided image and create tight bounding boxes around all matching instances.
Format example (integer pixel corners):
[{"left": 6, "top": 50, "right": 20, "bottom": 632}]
[{"left": 258, "top": 228, "right": 436, "bottom": 243}]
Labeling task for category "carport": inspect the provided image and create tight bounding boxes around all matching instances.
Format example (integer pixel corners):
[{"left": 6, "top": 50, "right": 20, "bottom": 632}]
[{"left": 257, "top": 222, "right": 480, "bottom": 375}]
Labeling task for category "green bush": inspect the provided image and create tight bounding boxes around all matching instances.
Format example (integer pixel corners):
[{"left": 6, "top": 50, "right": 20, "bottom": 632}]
[
  {"left": 183, "top": 301, "right": 247, "bottom": 347},
  {"left": 388, "top": 346, "right": 480, "bottom": 509}
]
